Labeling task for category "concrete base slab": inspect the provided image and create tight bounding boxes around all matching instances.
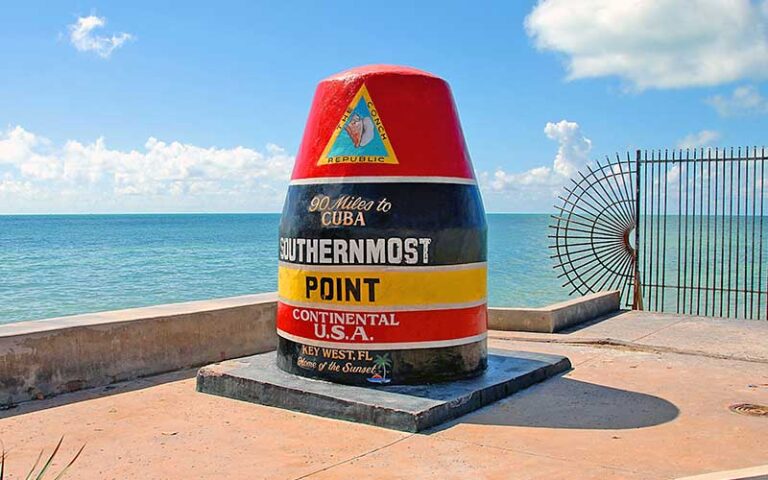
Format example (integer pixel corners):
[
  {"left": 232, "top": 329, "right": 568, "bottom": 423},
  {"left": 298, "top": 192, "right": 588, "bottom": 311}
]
[{"left": 196, "top": 349, "right": 570, "bottom": 432}]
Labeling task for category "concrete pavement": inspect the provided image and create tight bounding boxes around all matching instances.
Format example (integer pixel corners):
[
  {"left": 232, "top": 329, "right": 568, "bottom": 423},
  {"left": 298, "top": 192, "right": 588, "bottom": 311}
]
[{"left": 1, "top": 311, "right": 766, "bottom": 479}]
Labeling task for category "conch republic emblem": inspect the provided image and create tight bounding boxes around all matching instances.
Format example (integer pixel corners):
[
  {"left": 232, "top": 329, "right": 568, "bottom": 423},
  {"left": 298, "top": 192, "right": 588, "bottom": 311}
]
[
  {"left": 277, "top": 65, "right": 487, "bottom": 385},
  {"left": 316, "top": 84, "right": 398, "bottom": 165}
]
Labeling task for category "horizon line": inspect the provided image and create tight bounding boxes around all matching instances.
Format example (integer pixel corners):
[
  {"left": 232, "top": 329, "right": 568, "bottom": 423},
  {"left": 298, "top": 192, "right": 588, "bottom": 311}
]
[{"left": 0, "top": 211, "right": 555, "bottom": 216}]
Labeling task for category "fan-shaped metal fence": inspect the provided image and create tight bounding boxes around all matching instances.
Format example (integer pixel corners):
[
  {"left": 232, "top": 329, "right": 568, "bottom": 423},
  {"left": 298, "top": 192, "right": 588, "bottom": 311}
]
[
  {"left": 549, "top": 154, "right": 640, "bottom": 309},
  {"left": 550, "top": 148, "right": 767, "bottom": 320}
]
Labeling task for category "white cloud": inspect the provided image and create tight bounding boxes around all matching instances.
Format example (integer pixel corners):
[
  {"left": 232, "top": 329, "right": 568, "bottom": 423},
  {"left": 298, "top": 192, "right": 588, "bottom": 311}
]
[
  {"left": 0, "top": 126, "right": 293, "bottom": 213},
  {"left": 677, "top": 130, "right": 721, "bottom": 149},
  {"left": 525, "top": 0, "right": 768, "bottom": 90},
  {"left": 544, "top": 120, "right": 592, "bottom": 177},
  {"left": 68, "top": 15, "right": 133, "bottom": 58},
  {"left": 706, "top": 85, "right": 768, "bottom": 116},
  {"left": 479, "top": 120, "right": 592, "bottom": 211},
  {"left": 0, "top": 178, "right": 40, "bottom": 196}
]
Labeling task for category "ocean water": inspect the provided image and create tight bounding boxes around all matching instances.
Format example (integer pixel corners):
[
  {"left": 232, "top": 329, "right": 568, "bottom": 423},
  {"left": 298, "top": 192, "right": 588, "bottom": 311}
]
[{"left": 0, "top": 214, "right": 568, "bottom": 324}]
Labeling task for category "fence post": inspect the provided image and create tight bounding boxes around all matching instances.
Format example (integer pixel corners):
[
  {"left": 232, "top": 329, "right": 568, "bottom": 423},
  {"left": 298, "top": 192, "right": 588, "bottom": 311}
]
[{"left": 633, "top": 149, "right": 644, "bottom": 310}]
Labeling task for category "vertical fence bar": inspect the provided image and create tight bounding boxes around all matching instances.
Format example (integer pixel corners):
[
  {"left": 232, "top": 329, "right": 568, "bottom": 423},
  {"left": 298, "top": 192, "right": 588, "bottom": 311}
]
[
  {"left": 749, "top": 147, "right": 762, "bottom": 319},
  {"left": 677, "top": 151, "right": 683, "bottom": 313},
  {"left": 710, "top": 149, "right": 720, "bottom": 316},
  {"left": 736, "top": 147, "right": 743, "bottom": 318},
  {"left": 626, "top": 152, "right": 636, "bottom": 307},
  {"left": 657, "top": 150, "right": 663, "bottom": 310},
  {"left": 761, "top": 147, "right": 766, "bottom": 320},
  {"left": 742, "top": 149, "right": 749, "bottom": 318},
  {"left": 650, "top": 151, "right": 657, "bottom": 310},
  {"left": 634, "top": 149, "right": 643, "bottom": 310},
  {"left": 688, "top": 149, "right": 698, "bottom": 314},
  {"left": 682, "top": 150, "right": 689, "bottom": 313},
  {"left": 661, "top": 151, "right": 669, "bottom": 311},
  {"left": 646, "top": 150, "right": 653, "bottom": 309},
  {"left": 696, "top": 148, "right": 704, "bottom": 315},
  {"left": 745, "top": 147, "right": 757, "bottom": 320},
  {"left": 704, "top": 148, "right": 714, "bottom": 315},
  {"left": 728, "top": 148, "right": 734, "bottom": 317},
  {"left": 719, "top": 148, "right": 726, "bottom": 317},
  {"left": 688, "top": 150, "right": 693, "bottom": 314}
]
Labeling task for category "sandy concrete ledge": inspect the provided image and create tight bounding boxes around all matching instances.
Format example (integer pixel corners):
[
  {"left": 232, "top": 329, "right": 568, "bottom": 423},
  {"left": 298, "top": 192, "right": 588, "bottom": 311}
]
[
  {"left": 488, "top": 291, "right": 621, "bottom": 333},
  {"left": 0, "top": 293, "right": 278, "bottom": 406}
]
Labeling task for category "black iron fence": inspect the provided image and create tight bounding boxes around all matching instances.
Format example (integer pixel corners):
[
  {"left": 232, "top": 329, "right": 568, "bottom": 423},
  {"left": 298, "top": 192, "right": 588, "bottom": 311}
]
[{"left": 551, "top": 147, "right": 767, "bottom": 320}]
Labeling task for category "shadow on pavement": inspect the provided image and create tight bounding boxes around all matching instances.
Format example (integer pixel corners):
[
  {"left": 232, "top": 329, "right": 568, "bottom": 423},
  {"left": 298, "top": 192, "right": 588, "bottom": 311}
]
[
  {"left": 556, "top": 309, "right": 628, "bottom": 334},
  {"left": 456, "top": 377, "right": 679, "bottom": 430},
  {"left": 0, "top": 368, "right": 197, "bottom": 420}
]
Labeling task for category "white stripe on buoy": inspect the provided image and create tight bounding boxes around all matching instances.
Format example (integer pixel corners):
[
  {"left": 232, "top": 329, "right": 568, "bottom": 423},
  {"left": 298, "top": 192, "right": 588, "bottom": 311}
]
[
  {"left": 276, "top": 329, "right": 487, "bottom": 350},
  {"left": 277, "top": 261, "right": 487, "bottom": 273},
  {"left": 289, "top": 176, "right": 477, "bottom": 186},
  {"left": 278, "top": 297, "right": 487, "bottom": 312}
]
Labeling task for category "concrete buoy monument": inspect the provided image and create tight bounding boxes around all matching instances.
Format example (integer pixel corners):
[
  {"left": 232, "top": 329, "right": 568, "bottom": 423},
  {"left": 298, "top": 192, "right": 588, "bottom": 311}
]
[
  {"left": 197, "top": 65, "right": 570, "bottom": 432},
  {"left": 276, "top": 65, "right": 487, "bottom": 385}
]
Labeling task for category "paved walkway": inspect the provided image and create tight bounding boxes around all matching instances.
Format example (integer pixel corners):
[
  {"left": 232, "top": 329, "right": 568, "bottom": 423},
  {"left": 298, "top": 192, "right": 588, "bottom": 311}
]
[
  {"left": 1, "top": 312, "right": 767, "bottom": 479},
  {"left": 498, "top": 310, "right": 768, "bottom": 363}
]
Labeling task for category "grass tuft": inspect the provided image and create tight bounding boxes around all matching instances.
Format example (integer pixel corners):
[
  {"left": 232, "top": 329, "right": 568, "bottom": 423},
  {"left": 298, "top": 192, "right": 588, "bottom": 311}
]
[{"left": 0, "top": 437, "right": 85, "bottom": 480}]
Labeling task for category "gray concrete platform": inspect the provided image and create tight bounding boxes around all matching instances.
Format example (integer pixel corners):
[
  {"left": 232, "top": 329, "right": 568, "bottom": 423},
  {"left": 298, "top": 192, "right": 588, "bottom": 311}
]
[{"left": 196, "top": 349, "right": 571, "bottom": 432}]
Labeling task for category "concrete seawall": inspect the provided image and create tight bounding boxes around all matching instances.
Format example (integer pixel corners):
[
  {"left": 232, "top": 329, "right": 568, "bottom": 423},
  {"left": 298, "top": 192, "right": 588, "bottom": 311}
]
[
  {"left": 488, "top": 291, "right": 620, "bottom": 333},
  {"left": 0, "top": 293, "right": 277, "bottom": 406},
  {"left": 0, "top": 292, "right": 619, "bottom": 406}
]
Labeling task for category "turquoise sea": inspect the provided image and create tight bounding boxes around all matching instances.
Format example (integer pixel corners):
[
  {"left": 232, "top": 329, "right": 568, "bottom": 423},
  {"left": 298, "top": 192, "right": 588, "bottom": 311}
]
[{"left": 0, "top": 214, "right": 568, "bottom": 324}]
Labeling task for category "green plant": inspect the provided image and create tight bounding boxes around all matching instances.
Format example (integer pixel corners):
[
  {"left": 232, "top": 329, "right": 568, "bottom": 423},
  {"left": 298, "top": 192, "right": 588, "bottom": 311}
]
[
  {"left": 373, "top": 354, "right": 392, "bottom": 379},
  {"left": 0, "top": 437, "right": 85, "bottom": 480}
]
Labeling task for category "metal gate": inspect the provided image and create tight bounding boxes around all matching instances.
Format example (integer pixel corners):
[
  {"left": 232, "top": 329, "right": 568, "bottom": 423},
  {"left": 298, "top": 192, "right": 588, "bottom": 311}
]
[{"left": 551, "top": 147, "right": 767, "bottom": 320}]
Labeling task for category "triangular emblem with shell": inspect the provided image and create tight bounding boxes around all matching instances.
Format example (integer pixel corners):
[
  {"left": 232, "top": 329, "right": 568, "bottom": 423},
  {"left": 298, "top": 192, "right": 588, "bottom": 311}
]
[{"left": 317, "top": 84, "right": 398, "bottom": 166}]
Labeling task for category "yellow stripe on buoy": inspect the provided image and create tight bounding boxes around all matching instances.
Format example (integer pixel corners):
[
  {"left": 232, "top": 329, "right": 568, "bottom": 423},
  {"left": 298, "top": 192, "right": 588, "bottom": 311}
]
[{"left": 278, "top": 264, "right": 487, "bottom": 307}]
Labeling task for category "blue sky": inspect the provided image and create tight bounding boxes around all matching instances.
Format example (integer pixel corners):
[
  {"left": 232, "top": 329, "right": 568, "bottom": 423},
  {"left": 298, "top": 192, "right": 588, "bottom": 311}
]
[{"left": 1, "top": 0, "right": 767, "bottom": 213}]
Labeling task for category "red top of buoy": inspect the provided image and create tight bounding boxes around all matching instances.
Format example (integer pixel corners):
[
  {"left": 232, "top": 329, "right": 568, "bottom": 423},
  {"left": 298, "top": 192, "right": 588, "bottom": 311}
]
[
  {"left": 291, "top": 65, "right": 475, "bottom": 181},
  {"left": 324, "top": 64, "right": 440, "bottom": 80}
]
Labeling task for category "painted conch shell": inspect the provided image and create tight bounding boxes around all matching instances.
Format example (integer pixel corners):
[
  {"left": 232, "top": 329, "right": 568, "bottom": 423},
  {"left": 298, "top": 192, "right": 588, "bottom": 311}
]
[{"left": 344, "top": 114, "right": 375, "bottom": 148}]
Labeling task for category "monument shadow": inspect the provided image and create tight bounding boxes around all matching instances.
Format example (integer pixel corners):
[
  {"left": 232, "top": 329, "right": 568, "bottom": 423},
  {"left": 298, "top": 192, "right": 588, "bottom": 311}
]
[{"left": 442, "top": 376, "right": 679, "bottom": 431}]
